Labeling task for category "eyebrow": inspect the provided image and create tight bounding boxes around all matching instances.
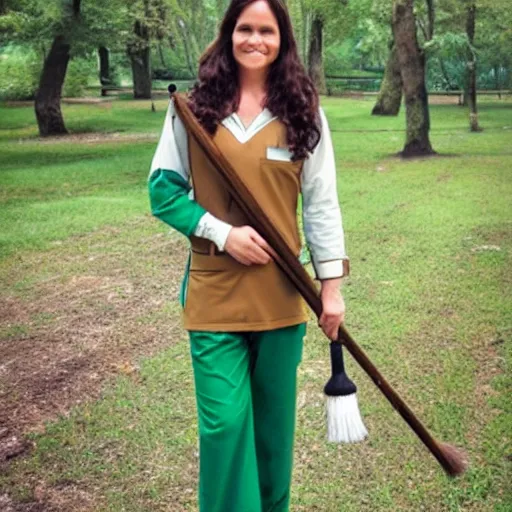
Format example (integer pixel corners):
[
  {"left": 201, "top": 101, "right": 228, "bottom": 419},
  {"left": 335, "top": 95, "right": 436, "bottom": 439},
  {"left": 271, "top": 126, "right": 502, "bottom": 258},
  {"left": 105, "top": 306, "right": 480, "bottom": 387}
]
[{"left": 236, "top": 22, "right": 276, "bottom": 31}]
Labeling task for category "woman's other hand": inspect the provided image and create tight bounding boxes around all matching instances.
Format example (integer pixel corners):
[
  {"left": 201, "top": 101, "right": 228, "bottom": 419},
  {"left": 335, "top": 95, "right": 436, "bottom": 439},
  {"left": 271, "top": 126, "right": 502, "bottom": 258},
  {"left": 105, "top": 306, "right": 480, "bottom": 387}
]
[
  {"left": 225, "top": 226, "right": 273, "bottom": 266},
  {"left": 319, "top": 278, "right": 345, "bottom": 340}
]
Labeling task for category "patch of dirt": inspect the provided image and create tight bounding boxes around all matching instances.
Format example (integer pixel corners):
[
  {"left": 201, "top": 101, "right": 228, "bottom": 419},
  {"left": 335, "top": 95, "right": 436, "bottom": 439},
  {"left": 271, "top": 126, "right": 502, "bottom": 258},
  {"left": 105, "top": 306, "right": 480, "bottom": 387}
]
[
  {"left": 0, "top": 218, "right": 188, "bottom": 485},
  {"left": 0, "top": 493, "right": 52, "bottom": 512},
  {"left": 1, "top": 473, "right": 101, "bottom": 512},
  {"left": 336, "top": 92, "right": 367, "bottom": 99},
  {"left": 470, "top": 227, "right": 510, "bottom": 248},
  {"left": 20, "top": 132, "right": 159, "bottom": 145},
  {"left": 428, "top": 95, "right": 462, "bottom": 105},
  {"left": 436, "top": 172, "right": 453, "bottom": 183},
  {"left": 331, "top": 93, "right": 471, "bottom": 105},
  {"left": 5, "top": 98, "right": 112, "bottom": 108},
  {"left": 0, "top": 429, "right": 31, "bottom": 464},
  {"left": 472, "top": 335, "right": 502, "bottom": 409}
]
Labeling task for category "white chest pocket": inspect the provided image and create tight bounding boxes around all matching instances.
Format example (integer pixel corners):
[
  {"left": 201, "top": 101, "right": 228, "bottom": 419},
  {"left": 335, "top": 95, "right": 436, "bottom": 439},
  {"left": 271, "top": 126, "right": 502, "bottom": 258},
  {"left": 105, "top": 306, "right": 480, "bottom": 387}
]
[{"left": 266, "top": 147, "right": 293, "bottom": 162}]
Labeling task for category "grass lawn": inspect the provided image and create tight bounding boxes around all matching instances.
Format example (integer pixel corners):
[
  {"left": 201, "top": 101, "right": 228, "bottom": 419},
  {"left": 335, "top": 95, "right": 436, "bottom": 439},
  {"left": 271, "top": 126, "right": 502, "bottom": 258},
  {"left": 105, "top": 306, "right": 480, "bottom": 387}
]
[{"left": 0, "top": 96, "right": 510, "bottom": 511}]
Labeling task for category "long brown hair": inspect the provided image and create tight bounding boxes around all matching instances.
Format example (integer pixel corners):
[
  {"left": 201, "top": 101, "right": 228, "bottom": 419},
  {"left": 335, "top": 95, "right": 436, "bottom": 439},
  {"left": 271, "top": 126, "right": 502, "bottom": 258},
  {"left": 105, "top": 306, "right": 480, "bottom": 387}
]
[{"left": 188, "top": 0, "right": 320, "bottom": 161}]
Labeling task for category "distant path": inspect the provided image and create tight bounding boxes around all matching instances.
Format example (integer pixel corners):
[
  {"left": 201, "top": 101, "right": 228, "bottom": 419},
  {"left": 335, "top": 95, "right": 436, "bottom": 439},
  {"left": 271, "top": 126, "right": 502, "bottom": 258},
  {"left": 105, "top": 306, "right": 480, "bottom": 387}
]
[{"left": 17, "top": 132, "right": 159, "bottom": 145}]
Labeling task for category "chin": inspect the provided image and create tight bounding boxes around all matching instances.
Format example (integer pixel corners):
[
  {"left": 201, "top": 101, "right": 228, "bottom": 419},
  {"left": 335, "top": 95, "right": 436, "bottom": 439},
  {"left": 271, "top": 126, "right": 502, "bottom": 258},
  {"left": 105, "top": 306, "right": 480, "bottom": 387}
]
[
  {"left": 237, "top": 58, "right": 272, "bottom": 72},
  {"left": 242, "top": 64, "right": 267, "bottom": 72}
]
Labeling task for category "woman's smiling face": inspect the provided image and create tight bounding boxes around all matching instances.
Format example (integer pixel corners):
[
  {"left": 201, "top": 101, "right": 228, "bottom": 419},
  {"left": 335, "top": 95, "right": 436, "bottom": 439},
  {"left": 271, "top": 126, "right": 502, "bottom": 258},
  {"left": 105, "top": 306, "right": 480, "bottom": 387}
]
[{"left": 232, "top": 0, "right": 281, "bottom": 73}]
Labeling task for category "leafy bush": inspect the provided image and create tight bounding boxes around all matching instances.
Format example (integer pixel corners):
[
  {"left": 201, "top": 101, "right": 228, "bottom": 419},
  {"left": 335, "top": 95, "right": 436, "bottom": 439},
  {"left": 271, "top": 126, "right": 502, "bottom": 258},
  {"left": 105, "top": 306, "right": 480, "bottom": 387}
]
[
  {"left": 97, "top": 51, "right": 125, "bottom": 87},
  {"left": 63, "top": 57, "right": 93, "bottom": 97},
  {"left": 0, "top": 45, "right": 41, "bottom": 101},
  {"left": 426, "top": 56, "right": 510, "bottom": 92},
  {"left": 476, "top": 65, "right": 510, "bottom": 90},
  {"left": 325, "top": 40, "right": 360, "bottom": 76},
  {"left": 0, "top": 48, "right": 98, "bottom": 100},
  {"left": 150, "top": 46, "right": 195, "bottom": 80}
]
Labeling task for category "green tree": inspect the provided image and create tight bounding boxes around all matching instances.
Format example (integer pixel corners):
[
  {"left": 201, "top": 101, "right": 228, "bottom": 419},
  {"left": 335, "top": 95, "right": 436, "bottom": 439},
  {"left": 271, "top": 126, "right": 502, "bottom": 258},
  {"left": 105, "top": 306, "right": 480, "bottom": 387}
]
[
  {"left": 465, "top": 0, "right": 480, "bottom": 131},
  {"left": 34, "top": 0, "right": 82, "bottom": 135},
  {"left": 2, "top": 0, "right": 128, "bottom": 135},
  {"left": 371, "top": 39, "right": 402, "bottom": 115},
  {"left": 308, "top": 14, "right": 326, "bottom": 93},
  {"left": 372, "top": 0, "right": 434, "bottom": 116},
  {"left": 160, "top": 0, "right": 219, "bottom": 78},
  {"left": 393, "top": 0, "right": 435, "bottom": 156},
  {"left": 289, "top": 0, "right": 350, "bottom": 92},
  {"left": 127, "top": 0, "right": 153, "bottom": 99},
  {"left": 477, "top": 0, "right": 512, "bottom": 91}
]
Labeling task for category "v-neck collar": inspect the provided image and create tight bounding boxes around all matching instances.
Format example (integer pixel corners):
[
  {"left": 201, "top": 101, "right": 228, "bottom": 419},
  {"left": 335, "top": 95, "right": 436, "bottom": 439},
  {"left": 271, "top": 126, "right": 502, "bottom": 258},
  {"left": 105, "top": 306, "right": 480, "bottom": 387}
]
[{"left": 221, "top": 108, "right": 277, "bottom": 144}]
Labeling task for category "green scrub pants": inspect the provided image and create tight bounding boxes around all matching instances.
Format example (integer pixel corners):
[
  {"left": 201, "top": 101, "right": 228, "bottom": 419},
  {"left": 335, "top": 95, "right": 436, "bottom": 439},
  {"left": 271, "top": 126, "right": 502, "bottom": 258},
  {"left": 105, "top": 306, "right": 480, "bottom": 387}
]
[{"left": 189, "top": 323, "right": 306, "bottom": 512}]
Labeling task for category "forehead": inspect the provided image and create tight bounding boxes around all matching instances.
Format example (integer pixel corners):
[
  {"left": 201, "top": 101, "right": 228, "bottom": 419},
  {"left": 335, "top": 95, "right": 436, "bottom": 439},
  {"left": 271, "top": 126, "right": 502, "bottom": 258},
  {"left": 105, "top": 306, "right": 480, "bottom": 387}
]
[{"left": 236, "top": 0, "right": 279, "bottom": 26}]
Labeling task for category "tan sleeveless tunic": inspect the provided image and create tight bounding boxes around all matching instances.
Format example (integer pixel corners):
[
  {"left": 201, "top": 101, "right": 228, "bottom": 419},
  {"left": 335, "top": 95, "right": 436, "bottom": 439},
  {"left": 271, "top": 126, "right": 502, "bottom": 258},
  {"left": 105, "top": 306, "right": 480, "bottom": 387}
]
[{"left": 183, "top": 118, "right": 309, "bottom": 331}]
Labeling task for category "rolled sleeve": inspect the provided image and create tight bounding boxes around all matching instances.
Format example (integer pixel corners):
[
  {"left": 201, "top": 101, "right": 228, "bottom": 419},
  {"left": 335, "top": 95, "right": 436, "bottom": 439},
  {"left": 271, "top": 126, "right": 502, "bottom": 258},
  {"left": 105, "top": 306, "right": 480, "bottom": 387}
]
[
  {"left": 194, "top": 212, "right": 233, "bottom": 251},
  {"left": 301, "top": 108, "right": 348, "bottom": 279}
]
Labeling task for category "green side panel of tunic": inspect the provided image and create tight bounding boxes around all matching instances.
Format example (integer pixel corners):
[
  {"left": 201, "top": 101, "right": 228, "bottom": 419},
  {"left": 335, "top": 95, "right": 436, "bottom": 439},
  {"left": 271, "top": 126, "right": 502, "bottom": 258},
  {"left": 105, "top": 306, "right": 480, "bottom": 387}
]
[
  {"left": 179, "top": 252, "right": 191, "bottom": 308},
  {"left": 148, "top": 169, "right": 203, "bottom": 309},
  {"left": 148, "top": 168, "right": 206, "bottom": 237}
]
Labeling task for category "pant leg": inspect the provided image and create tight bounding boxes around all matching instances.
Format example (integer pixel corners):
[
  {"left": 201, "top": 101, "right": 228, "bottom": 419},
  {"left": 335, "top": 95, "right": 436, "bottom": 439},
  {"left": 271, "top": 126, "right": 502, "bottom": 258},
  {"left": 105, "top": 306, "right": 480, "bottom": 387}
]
[
  {"left": 189, "top": 330, "right": 261, "bottom": 512},
  {"left": 250, "top": 323, "right": 306, "bottom": 512}
]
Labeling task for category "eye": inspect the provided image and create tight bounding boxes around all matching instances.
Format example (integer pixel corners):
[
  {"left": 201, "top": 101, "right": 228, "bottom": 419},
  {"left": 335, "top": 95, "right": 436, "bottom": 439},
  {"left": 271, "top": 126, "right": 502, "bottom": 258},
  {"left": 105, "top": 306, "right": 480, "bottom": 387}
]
[
  {"left": 237, "top": 25, "right": 251, "bottom": 32},
  {"left": 261, "top": 27, "right": 274, "bottom": 34}
]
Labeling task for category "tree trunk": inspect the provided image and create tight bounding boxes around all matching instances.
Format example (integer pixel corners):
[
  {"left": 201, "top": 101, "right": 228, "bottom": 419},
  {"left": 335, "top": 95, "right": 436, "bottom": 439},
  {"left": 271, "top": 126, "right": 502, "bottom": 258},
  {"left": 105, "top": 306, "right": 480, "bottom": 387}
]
[
  {"left": 127, "top": 20, "right": 152, "bottom": 99},
  {"left": 372, "top": 42, "right": 402, "bottom": 116},
  {"left": 34, "top": 35, "right": 71, "bottom": 136},
  {"left": 178, "top": 18, "right": 196, "bottom": 77},
  {"left": 300, "top": 0, "right": 310, "bottom": 64},
  {"left": 308, "top": 15, "right": 326, "bottom": 95},
  {"left": 34, "top": 0, "right": 81, "bottom": 136},
  {"left": 466, "top": 2, "right": 481, "bottom": 131},
  {"left": 426, "top": 0, "right": 435, "bottom": 40},
  {"left": 129, "top": 47, "right": 152, "bottom": 99},
  {"left": 392, "top": 0, "right": 435, "bottom": 157},
  {"left": 168, "top": 34, "right": 176, "bottom": 51},
  {"left": 438, "top": 57, "right": 456, "bottom": 90},
  {"left": 158, "top": 43, "right": 167, "bottom": 68},
  {"left": 98, "top": 46, "right": 110, "bottom": 86}
]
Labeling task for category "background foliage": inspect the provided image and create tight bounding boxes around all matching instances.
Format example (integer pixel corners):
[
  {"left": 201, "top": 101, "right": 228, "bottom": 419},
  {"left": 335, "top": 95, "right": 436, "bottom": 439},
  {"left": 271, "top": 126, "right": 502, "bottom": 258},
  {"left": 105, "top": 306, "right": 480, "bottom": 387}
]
[{"left": 0, "top": 0, "right": 510, "bottom": 100}]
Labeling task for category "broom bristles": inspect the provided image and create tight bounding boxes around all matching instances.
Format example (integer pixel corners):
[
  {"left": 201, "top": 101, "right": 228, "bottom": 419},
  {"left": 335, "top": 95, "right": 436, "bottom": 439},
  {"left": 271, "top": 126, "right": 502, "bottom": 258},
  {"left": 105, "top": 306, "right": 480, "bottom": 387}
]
[
  {"left": 436, "top": 442, "right": 469, "bottom": 477},
  {"left": 326, "top": 393, "right": 368, "bottom": 443}
]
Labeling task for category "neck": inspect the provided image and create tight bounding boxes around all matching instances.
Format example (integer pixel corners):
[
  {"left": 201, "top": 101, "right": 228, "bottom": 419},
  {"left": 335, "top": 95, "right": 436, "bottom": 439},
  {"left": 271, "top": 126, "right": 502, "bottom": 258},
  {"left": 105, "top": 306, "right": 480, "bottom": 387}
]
[{"left": 238, "top": 68, "right": 268, "bottom": 101}]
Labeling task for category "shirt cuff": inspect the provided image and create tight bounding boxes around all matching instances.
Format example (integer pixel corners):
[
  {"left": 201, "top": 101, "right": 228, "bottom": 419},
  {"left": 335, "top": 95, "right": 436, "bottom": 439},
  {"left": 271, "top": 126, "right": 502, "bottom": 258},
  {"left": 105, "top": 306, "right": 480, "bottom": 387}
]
[
  {"left": 313, "top": 259, "right": 349, "bottom": 280},
  {"left": 193, "top": 212, "right": 233, "bottom": 251}
]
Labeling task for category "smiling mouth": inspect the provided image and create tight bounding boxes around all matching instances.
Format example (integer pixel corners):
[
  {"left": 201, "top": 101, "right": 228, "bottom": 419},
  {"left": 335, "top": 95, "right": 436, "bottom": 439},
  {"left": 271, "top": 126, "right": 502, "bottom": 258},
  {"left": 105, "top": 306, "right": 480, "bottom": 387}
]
[{"left": 244, "top": 50, "right": 267, "bottom": 55}]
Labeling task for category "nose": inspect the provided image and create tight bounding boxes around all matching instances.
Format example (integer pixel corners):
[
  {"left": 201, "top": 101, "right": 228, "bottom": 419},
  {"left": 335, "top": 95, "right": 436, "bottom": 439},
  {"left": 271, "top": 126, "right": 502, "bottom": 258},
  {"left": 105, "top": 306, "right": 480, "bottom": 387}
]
[{"left": 248, "top": 31, "right": 262, "bottom": 45}]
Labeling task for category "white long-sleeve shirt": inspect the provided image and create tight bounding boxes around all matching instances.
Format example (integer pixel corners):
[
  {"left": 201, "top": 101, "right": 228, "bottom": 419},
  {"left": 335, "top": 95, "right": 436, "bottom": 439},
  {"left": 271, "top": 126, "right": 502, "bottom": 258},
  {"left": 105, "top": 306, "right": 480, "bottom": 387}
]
[{"left": 149, "top": 100, "right": 348, "bottom": 279}]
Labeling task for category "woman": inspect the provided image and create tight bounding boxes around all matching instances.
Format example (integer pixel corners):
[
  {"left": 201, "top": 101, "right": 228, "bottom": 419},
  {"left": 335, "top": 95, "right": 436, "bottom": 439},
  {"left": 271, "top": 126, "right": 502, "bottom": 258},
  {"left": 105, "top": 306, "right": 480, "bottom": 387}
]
[{"left": 148, "top": 1, "right": 348, "bottom": 510}]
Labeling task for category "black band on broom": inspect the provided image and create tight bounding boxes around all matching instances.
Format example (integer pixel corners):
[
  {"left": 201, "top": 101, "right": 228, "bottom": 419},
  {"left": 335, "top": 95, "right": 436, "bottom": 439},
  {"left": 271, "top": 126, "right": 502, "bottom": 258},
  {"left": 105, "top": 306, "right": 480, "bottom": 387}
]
[{"left": 170, "top": 87, "right": 469, "bottom": 477}]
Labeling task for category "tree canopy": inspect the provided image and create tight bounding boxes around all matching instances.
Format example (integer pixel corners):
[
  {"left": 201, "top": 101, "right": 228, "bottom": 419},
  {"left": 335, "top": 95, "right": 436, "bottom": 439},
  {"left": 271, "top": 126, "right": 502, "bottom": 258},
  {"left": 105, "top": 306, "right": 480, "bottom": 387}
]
[{"left": 0, "top": 0, "right": 509, "bottom": 140}]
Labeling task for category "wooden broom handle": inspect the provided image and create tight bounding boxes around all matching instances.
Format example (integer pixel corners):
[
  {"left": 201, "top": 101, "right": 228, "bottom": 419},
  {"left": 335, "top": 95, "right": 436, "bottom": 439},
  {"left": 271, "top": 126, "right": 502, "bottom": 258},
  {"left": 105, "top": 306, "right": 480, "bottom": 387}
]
[{"left": 172, "top": 93, "right": 463, "bottom": 475}]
